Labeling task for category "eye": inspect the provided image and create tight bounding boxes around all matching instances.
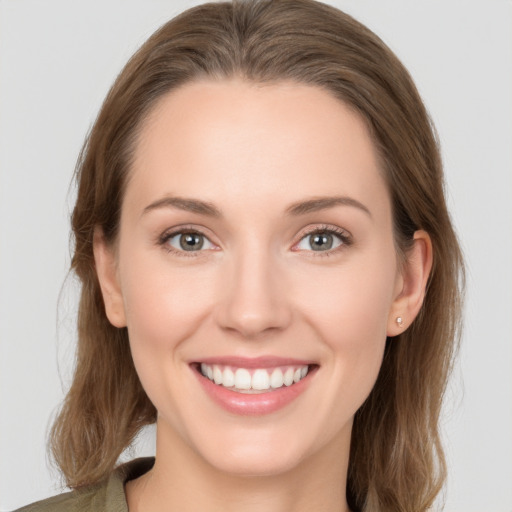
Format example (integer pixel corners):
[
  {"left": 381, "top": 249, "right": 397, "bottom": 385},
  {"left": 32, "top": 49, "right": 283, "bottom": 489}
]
[
  {"left": 160, "top": 228, "right": 216, "bottom": 256},
  {"left": 294, "top": 226, "right": 351, "bottom": 254}
]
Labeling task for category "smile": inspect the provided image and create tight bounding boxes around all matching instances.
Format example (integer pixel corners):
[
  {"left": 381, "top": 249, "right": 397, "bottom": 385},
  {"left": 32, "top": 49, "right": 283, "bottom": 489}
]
[
  {"left": 200, "top": 363, "right": 309, "bottom": 393},
  {"left": 192, "top": 357, "right": 318, "bottom": 415}
]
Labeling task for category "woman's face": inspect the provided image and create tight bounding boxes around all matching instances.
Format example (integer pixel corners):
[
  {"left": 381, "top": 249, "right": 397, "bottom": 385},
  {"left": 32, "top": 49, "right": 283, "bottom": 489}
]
[{"left": 101, "top": 79, "right": 405, "bottom": 476}]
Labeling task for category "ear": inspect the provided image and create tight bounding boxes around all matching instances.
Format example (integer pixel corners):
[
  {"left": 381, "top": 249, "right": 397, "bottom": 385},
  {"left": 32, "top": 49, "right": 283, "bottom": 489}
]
[
  {"left": 387, "top": 230, "right": 433, "bottom": 336},
  {"left": 93, "top": 227, "right": 127, "bottom": 328}
]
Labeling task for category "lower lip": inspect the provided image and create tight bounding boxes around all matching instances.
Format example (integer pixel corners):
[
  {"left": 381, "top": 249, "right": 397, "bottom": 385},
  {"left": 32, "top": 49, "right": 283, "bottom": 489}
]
[{"left": 193, "top": 366, "right": 316, "bottom": 416}]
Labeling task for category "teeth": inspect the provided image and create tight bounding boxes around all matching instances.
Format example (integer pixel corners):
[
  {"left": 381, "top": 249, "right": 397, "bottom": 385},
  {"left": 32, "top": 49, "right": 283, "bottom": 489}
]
[
  {"left": 234, "top": 368, "right": 251, "bottom": 390},
  {"left": 200, "top": 363, "right": 310, "bottom": 392},
  {"left": 252, "top": 369, "right": 270, "bottom": 390},
  {"left": 284, "top": 368, "right": 294, "bottom": 386},
  {"left": 223, "top": 367, "right": 235, "bottom": 387},
  {"left": 270, "top": 368, "right": 284, "bottom": 388},
  {"left": 213, "top": 365, "right": 223, "bottom": 385}
]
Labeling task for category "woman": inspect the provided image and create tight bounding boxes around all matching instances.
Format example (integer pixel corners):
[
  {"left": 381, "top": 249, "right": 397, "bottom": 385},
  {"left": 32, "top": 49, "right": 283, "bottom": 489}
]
[{"left": 17, "top": 0, "right": 464, "bottom": 511}]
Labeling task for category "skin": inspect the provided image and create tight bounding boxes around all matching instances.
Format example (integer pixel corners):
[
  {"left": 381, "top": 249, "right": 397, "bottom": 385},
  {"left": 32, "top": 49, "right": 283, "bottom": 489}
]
[{"left": 94, "top": 79, "right": 432, "bottom": 512}]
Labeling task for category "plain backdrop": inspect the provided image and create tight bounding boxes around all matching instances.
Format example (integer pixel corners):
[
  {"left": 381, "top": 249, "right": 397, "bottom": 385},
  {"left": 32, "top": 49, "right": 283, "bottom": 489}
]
[{"left": 1, "top": 0, "right": 511, "bottom": 510}]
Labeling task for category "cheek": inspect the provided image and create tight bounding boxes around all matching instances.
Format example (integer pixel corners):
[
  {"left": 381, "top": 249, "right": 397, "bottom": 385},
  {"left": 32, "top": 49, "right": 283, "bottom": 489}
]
[
  {"left": 295, "top": 254, "right": 397, "bottom": 347},
  {"left": 291, "top": 253, "right": 396, "bottom": 413},
  {"left": 118, "top": 253, "right": 216, "bottom": 424},
  {"left": 119, "top": 253, "right": 214, "bottom": 350}
]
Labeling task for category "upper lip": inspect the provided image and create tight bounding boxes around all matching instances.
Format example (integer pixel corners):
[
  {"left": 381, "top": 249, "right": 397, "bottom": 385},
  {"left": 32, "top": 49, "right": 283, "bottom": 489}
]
[{"left": 191, "top": 356, "right": 316, "bottom": 369}]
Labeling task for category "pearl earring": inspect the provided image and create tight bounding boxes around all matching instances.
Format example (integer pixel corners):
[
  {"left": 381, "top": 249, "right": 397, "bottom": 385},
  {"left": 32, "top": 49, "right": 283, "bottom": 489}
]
[{"left": 396, "top": 316, "right": 403, "bottom": 327}]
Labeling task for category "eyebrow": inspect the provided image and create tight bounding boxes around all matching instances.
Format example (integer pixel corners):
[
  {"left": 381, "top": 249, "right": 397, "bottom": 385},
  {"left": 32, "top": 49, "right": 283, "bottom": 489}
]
[
  {"left": 284, "top": 196, "right": 371, "bottom": 218},
  {"left": 142, "top": 195, "right": 371, "bottom": 219},
  {"left": 143, "top": 196, "right": 222, "bottom": 218}
]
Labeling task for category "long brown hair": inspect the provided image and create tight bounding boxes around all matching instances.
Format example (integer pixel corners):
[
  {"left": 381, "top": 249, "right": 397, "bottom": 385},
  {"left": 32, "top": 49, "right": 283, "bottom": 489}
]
[{"left": 50, "top": 1, "right": 464, "bottom": 510}]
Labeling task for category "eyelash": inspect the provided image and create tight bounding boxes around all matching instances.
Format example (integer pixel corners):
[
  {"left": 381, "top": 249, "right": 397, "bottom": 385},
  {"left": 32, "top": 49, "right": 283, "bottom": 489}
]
[
  {"left": 158, "top": 224, "right": 352, "bottom": 259},
  {"left": 296, "top": 225, "right": 352, "bottom": 257},
  {"left": 158, "top": 226, "right": 216, "bottom": 258}
]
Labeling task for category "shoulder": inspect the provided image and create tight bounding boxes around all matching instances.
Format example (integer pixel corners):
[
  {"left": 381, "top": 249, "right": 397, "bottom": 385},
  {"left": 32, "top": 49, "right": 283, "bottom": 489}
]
[
  {"left": 13, "top": 457, "right": 155, "bottom": 512},
  {"left": 13, "top": 485, "right": 103, "bottom": 512}
]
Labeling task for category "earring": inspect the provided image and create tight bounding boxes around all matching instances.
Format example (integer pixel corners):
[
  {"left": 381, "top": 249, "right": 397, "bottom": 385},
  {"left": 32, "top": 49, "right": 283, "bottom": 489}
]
[{"left": 396, "top": 316, "right": 403, "bottom": 327}]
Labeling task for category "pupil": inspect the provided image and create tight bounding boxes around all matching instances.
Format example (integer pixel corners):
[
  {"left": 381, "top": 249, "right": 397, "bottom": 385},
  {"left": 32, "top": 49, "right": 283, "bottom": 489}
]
[
  {"left": 311, "top": 233, "right": 332, "bottom": 251},
  {"left": 180, "top": 233, "right": 203, "bottom": 251}
]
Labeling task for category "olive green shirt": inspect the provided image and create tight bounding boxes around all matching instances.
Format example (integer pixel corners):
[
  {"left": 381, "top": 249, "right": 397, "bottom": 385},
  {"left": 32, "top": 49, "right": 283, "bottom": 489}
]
[{"left": 15, "top": 458, "right": 155, "bottom": 512}]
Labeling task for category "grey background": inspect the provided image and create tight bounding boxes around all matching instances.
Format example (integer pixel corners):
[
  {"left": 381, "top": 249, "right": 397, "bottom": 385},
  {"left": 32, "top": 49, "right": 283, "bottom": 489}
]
[{"left": 1, "top": 0, "right": 511, "bottom": 510}]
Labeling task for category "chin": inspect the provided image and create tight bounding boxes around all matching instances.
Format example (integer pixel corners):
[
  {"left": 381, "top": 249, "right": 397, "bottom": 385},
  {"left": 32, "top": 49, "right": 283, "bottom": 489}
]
[
  {"left": 203, "top": 442, "right": 307, "bottom": 478},
  {"left": 184, "top": 418, "right": 332, "bottom": 479}
]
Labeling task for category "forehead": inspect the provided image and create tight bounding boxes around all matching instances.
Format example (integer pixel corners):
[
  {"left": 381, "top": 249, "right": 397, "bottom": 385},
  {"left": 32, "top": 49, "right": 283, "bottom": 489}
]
[{"left": 127, "top": 78, "right": 390, "bottom": 219}]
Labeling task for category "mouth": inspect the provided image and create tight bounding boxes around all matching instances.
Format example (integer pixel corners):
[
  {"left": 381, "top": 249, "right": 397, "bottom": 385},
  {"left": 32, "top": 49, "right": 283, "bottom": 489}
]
[
  {"left": 196, "top": 362, "right": 312, "bottom": 394},
  {"left": 190, "top": 357, "right": 318, "bottom": 415}
]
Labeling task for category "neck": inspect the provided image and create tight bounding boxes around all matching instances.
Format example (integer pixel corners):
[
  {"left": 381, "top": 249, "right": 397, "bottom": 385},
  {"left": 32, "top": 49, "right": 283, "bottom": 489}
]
[{"left": 126, "top": 418, "right": 351, "bottom": 512}]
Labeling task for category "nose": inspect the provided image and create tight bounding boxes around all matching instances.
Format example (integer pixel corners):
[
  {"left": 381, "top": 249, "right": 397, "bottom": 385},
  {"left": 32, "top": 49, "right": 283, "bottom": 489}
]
[{"left": 214, "top": 244, "right": 293, "bottom": 340}]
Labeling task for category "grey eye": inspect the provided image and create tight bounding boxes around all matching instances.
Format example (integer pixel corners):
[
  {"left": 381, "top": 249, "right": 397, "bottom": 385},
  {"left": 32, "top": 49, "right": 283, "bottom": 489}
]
[
  {"left": 296, "top": 231, "right": 344, "bottom": 252},
  {"left": 310, "top": 233, "right": 335, "bottom": 251},
  {"left": 167, "top": 232, "right": 214, "bottom": 252}
]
